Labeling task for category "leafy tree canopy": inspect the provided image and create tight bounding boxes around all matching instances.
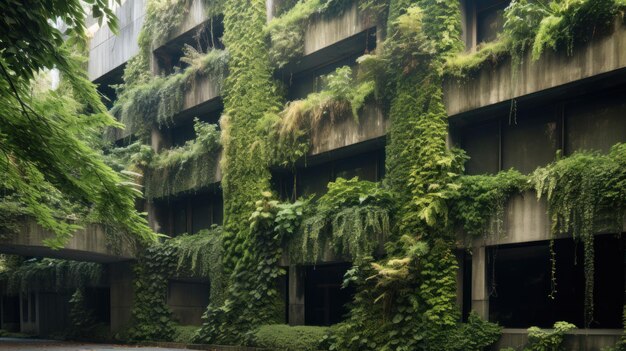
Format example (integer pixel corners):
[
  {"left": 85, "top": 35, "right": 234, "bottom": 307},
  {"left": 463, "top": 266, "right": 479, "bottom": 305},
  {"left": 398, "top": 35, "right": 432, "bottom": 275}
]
[{"left": 0, "top": 0, "right": 157, "bottom": 248}]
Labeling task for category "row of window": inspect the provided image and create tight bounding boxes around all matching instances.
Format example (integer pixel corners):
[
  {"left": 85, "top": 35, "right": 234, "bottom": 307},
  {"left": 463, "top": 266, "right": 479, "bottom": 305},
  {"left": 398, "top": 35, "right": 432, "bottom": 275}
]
[{"left": 454, "top": 85, "right": 626, "bottom": 175}]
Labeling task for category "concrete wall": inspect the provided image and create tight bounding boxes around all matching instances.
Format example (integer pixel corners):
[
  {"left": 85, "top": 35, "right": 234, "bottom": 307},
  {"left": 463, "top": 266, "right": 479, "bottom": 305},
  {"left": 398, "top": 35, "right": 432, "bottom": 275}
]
[
  {"left": 444, "top": 22, "right": 626, "bottom": 117},
  {"left": 309, "top": 105, "right": 387, "bottom": 156},
  {"left": 0, "top": 219, "right": 134, "bottom": 263},
  {"left": 494, "top": 328, "right": 623, "bottom": 351},
  {"left": 110, "top": 261, "right": 135, "bottom": 332},
  {"left": 303, "top": 3, "right": 377, "bottom": 56},
  {"left": 88, "top": 0, "right": 145, "bottom": 81}
]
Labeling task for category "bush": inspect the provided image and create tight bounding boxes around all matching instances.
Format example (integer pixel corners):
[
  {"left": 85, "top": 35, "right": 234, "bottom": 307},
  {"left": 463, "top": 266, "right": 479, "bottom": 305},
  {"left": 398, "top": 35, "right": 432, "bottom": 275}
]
[
  {"left": 252, "top": 324, "right": 329, "bottom": 351},
  {"left": 173, "top": 325, "right": 199, "bottom": 343}
]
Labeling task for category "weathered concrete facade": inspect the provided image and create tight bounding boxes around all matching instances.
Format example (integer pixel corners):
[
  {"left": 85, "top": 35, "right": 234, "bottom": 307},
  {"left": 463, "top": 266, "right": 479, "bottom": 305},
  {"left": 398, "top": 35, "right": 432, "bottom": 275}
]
[{"left": 3, "top": 0, "right": 624, "bottom": 348}]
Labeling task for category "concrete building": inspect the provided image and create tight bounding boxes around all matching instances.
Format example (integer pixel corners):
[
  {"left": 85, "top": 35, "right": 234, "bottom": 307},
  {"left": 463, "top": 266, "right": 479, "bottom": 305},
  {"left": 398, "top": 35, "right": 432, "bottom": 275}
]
[{"left": 0, "top": 0, "right": 623, "bottom": 349}]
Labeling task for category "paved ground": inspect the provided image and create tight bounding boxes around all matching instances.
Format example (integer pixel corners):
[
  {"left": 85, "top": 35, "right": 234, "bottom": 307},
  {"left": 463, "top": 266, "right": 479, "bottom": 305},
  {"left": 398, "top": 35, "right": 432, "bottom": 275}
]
[{"left": 0, "top": 338, "right": 186, "bottom": 351}]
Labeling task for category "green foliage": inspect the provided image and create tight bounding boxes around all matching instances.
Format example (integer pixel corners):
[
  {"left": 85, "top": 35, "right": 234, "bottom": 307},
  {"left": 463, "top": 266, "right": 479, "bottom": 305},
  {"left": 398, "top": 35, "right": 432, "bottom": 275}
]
[
  {"left": 128, "top": 243, "right": 177, "bottom": 342},
  {"left": 0, "top": 259, "right": 104, "bottom": 295},
  {"left": 173, "top": 324, "right": 199, "bottom": 343},
  {"left": 0, "top": 200, "right": 28, "bottom": 240},
  {"left": 290, "top": 177, "right": 393, "bottom": 263},
  {"left": 145, "top": 119, "right": 221, "bottom": 199},
  {"left": 266, "top": 0, "right": 352, "bottom": 68},
  {"left": 252, "top": 324, "right": 329, "bottom": 351},
  {"left": 446, "top": 0, "right": 624, "bottom": 77},
  {"left": 446, "top": 312, "right": 503, "bottom": 351},
  {"left": 196, "top": 193, "right": 304, "bottom": 344},
  {"left": 129, "top": 227, "right": 225, "bottom": 341},
  {"left": 68, "top": 288, "right": 98, "bottom": 338},
  {"left": 529, "top": 145, "right": 626, "bottom": 327},
  {"left": 112, "top": 48, "right": 229, "bottom": 134},
  {"left": 453, "top": 170, "right": 529, "bottom": 239},
  {"left": 0, "top": 0, "right": 156, "bottom": 248},
  {"left": 267, "top": 66, "right": 375, "bottom": 166},
  {"left": 525, "top": 322, "right": 576, "bottom": 351},
  {"left": 169, "top": 227, "right": 226, "bottom": 305}
]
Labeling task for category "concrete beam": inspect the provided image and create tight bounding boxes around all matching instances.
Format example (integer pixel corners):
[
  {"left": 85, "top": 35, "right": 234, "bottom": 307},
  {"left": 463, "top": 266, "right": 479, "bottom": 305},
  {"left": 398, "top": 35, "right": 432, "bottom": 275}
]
[
  {"left": 493, "top": 328, "right": 623, "bottom": 351},
  {"left": 88, "top": 0, "right": 145, "bottom": 81},
  {"left": 0, "top": 218, "right": 134, "bottom": 263},
  {"left": 445, "top": 22, "right": 626, "bottom": 117}
]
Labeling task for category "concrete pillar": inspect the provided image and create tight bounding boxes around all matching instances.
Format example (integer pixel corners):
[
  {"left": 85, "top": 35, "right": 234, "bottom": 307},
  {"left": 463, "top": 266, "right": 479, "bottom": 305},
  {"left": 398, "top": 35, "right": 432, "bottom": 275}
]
[
  {"left": 288, "top": 265, "right": 305, "bottom": 326},
  {"left": 110, "top": 261, "right": 135, "bottom": 332},
  {"left": 471, "top": 246, "right": 489, "bottom": 319}
]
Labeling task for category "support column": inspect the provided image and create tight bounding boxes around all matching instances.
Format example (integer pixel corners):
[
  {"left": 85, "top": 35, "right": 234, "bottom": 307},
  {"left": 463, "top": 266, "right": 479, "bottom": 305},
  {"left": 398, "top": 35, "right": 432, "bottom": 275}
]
[
  {"left": 471, "top": 246, "right": 489, "bottom": 319},
  {"left": 288, "top": 265, "right": 305, "bottom": 326},
  {"left": 110, "top": 261, "right": 135, "bottom": 332}
]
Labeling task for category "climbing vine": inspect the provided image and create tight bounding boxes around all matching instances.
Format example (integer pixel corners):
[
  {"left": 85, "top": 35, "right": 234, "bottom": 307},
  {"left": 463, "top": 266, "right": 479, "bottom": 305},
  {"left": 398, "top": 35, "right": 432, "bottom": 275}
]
[
  {"left": 195, "top": 192, "right": 304, "bottom": 344},
  {"left": 289, "top": 177, "right": 394, "bottom": 263},
  {"left": 0, "top": 258, "right": 104, "bottom": 295},
  {"left": 129, "top": 227, "right": 224, "bottom": 341}
]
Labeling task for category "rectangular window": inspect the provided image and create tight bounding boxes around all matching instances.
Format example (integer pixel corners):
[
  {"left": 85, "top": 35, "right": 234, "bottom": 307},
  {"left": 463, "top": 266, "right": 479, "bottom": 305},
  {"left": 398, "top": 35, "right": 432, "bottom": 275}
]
[
  {"left": 488, "top": 234, "right": 624, "bottom": 328},
  {"left": 304, "top": 263, "right": 354, "bottom": 326},
  {"left": 565, "top": 88, "right": 626, "bottom": 155},
  {"left": 21, "top": 293, "right": 28, "bottom": 323},
  {"left": 476, "top": 0, "right": 510, "bottom": 44},
  {"left": 460, "top": 119, "right": 500, "bottom": 175},
  {"left": 501, "top": 107, "right": 559, "bottom": 174},
  {"left": 29, "top": 293, "right": 36, "bottom": 322}
]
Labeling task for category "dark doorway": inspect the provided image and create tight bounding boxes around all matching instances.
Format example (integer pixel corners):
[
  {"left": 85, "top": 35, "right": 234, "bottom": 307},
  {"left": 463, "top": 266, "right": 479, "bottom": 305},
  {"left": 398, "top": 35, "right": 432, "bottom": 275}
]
[
  {"left": 1, "top": 295, "right": 20, "bottom": 331},
  {"left": 304, "top": 263, "right": 354, "bottom": 326}
]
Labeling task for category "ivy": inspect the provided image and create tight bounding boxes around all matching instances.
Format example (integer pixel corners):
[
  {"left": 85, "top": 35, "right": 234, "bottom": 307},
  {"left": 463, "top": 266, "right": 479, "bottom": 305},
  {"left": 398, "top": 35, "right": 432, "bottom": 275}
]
[
  {"left": 129, "top": 227, "right": 225, "bottom": 341},
  {"left": 68, "top": 287, "right": 98, "bottom": 338},
  {"left": 453, "top": 169, "right": 529, "bottom": 240},
  {"left": 525, "top": 321, "right": 576, "bottom": 351},
  {"left": 195, "top": 192, "right": 305, "bottom": 344},
  {"left": 0, "top": 258, "right": 104, "bottom": 295},
  {"left": 266, "top": 0, "right": 355, "bottom": 68},
  {"left": 111, "top": 48, "right": 229, "bottom": 134},
  {"left": 529, "top": 145, "right": 626, "bottom": 327},
  {"left": 265, "top": 65, "right": 376, "bottom": 167},
  {"left": 289, "top": 177, "right": 394, "bottom": 263}
]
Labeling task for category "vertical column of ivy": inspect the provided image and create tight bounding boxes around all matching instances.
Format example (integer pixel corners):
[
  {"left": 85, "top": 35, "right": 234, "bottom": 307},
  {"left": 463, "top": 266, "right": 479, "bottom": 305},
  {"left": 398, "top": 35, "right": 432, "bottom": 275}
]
[
  {"left": 330, "top": 1, "right": 502, "bottom": 350},
  {"left": 219, "top": 0, "right": 281, "bottom": 272},
  {"left": 194, "top": 0, "right": 284, "bottom": 345}
]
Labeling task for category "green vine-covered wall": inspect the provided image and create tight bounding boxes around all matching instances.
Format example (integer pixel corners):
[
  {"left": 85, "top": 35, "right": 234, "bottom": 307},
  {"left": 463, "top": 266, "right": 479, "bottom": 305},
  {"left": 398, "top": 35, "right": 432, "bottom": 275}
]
[{"left": 97, "top": 0, "right": 626, "bottom": 348}]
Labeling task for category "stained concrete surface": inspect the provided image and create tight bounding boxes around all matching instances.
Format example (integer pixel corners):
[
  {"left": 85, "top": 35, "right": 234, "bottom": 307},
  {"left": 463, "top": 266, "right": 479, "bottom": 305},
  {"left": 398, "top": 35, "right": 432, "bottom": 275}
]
[{"left": 0, "top": 338, "right": 185, "bottom": 351}]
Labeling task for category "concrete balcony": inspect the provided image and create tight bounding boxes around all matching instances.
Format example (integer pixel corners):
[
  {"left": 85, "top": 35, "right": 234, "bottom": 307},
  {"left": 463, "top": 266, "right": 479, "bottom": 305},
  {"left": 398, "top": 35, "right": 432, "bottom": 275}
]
[
  {"left": 0, "top": 218, "right": 134, "bottom": 263},
  {"left": 282, "top": 2, "right": 379, "bottom": 75},
  {"left": 461, "top": 190, "right": 626, "bottom": 248},
  {"left": 309, "top": 104, "right": 388, "bottom": 157},
  {"left": 444, "top": 22, "right": 626, "bottom": 118},
  {"left": 88, "top": 0, "right": 145, "bottom": 81}
]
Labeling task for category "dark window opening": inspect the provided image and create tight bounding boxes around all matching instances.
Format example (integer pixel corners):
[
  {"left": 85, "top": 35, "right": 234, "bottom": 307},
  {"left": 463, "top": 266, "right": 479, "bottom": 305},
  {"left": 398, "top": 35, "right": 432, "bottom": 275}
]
[
  {"left": 156, "top": 190, "right": 223, "bottom": 237},
  {"left": 154, "top": 16, "right": 225, "bottom": 75},
  {"left": 1, "top": 296, "right": 20, "bottom": 329},
  {"left": 21, "top": 293, "right": 28, "bottom": 323},
  {"left": 565, "top": 86, "right": 626, "bottom": 155},
  {"left": 167, "top": 279, "right": 210, "bottom": 325},
  {"left": 165, "top": 110, "right": 221, "bottom": 148},
  {"left": 29, "top": 293, "right": 36, "bottom": 322},
  {"left": 462, "top": 251, "right": 473, "bottom": 322},
  {"left": 488, "top": 234, "right": 624, "bottom": 328},
  {"left": 286, "top": 27, "right": 377, "bottom": 100},
  {"left": 84, "top": 287, "right": 110, "bottom": 324},
  {"left": 304, "top": 263, "right": 355, "bottom": 326},
  {"left": 272, "top": 149, "right": 385, "bottom": 201},
  {"left": 460, "top": 119, "right": 500, "bottom": 175},
  {"left": 476, "top": 0, "right": 510, "bottom": 44}
]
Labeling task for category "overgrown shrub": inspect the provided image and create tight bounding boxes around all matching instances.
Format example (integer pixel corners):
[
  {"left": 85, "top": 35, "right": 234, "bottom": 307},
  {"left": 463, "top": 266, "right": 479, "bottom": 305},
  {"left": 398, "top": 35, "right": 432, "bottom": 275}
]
[
  {"left": 289, "top": 177, "right": 394, "bottom": 263},
  {"left": 173, "top": 324, "right": 199, "bottom": 343},
  {"left": 525, "top": 321, "right": 576, "bottom": 351},
  {"left": 252, "top": 324, "right": 329, "bottom": 351}
]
